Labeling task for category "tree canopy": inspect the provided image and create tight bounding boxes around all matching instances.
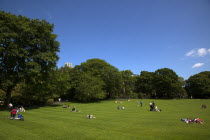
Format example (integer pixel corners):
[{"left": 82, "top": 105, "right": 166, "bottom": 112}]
[
  {"left": 0, "top": 11, "right": 60, "bottom": 106},
  {"left": 74, "top": 58, "right": 122, "bottom": 98},
  {"left": 185, "top": 71, "right": 210, "bottom": 98}
]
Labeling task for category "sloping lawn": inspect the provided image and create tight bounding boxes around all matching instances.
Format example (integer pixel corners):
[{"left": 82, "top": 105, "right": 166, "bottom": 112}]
[{"left": 0, "top": 99, "right": 210, "bottom": 140}]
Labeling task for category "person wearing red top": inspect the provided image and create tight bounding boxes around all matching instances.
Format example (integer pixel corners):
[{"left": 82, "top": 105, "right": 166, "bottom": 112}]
[{"left": 11, "top": 108, "right": 17, "bottom": 119}]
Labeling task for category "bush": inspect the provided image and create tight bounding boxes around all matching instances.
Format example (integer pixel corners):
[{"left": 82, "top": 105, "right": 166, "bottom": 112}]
[{"left": 47, "top": 99, "right": 54, "bottom": 104}]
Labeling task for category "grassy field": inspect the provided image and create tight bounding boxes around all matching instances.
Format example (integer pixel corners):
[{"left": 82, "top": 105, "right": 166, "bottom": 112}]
[{"left": 0, "top": 99, "right": 210, "bottom": 140}]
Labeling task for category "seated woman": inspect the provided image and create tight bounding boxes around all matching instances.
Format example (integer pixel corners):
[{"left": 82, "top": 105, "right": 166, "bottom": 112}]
[
  {"left": 10, "top": 108, "right": 17, "bottom": 119},
  {"left": 72, "top": 106, "right": 76, "bottom": 112}
]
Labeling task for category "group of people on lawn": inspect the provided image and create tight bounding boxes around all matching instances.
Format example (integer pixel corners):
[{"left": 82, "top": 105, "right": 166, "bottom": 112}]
[
  {"left": 181, "top": 118, "right": 204, "bottom": 124},
  {"left": 8, "top": 103, "right": 25, "bottom": 119}
]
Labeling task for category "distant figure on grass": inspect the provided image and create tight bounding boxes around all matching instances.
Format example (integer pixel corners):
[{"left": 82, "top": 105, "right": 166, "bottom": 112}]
[
  {"left": 87, "top": 115, "right": 96, "bottom": 119},
  {"left": 181, "top": 118, "right": 193, "bottom": 124},
  {"left": 149, "top": 103, "right": 153, "bottom": 111},
  {"left": 117, "top": 106, "right": 121, "bottom": 109},
  {"left": 70, "top": 106, "right": 80, "bottom": 112},
  {"left": 8, "top": 103, "right": 13, "bottom": 110},
  {"left": 152, "top": 101, "right": 155, "bottom": 109},
  {"left": 202, "top": 105, "right": 207, "bottom": 109},
  {"left": 72, "top": 106, "right": 76, "bottom": 112},
  {"left": 154, "top": 106, "right": 161, "bottom": 112},
  {"left": 10, "top": 108, "right": 17, "bottom": 119},
  {"left": 181, "top": 118, "right": 204, "bottom": 124},
  {"left": 122, "top": 107, "right": 125, "bottom": 110},
  {"left": 19, "top": 106, "right": 26, "bottom": 112},
  {"left": 58, "top": 98, "right": 61, "bottom": 102},
  {"left": 63, "top": 105, "right": 70, "bottom": 108},
  {"left": 193, "top": 118, "right": 204, "bottom": 124},
  {"left": 140, "top": 101, "right": 143, "bottom": 107}
]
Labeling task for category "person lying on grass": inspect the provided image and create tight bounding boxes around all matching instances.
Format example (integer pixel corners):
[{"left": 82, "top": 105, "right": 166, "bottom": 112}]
[
  {"left": 87, "top": 115, "right": 96, "bottom": 119},
  {"left": 63, "top": 105, "right": 70, "bottom": 108},
  {"left": 193, "top": 118, "right": 204, "bottom": 124},
  {"left": 181, "top": 118, "right": 204, "bottom": 124}
]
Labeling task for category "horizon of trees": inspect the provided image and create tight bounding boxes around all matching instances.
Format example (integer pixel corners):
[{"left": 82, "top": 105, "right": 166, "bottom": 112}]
[{"left": 1, "top": 11, "right": 210, "bottom": 107}]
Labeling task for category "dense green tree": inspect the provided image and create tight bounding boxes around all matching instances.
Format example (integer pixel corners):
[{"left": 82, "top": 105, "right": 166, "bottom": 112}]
[
  {"left": 153, "top": 68, "right": 183, "bottom": 98},
  {"left": 0, "top": 11, "right": 60, "bottom": 106},
  {"left": 74, "top": 58, "right": 122, "bottom": 98},
  {"left": 135, "top": 71, "right": 155, "bottom": 98},
  {"left": 185, "top": 71, "right": 210, "bottom": 98},
  {"left": 74, "top": 72, "right": 106, "bottom": 101},
  {"left": 66, "top": 68, "right": 106, "bottom": 101},
  {"left": 120, "top": 70, "right": 136, "bottom": 98},
  {"left": 20, "top": 66, "right": 71, "bottom": 105}
]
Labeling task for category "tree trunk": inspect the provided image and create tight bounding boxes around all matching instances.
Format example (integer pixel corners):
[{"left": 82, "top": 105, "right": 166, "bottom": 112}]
[{"left": 4, "top": 88, "right": 12, "bottom": 108}]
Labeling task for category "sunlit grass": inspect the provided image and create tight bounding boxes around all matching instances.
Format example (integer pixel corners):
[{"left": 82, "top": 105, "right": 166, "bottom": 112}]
[{"left": 0, "top": 99, "right": 210, "bottom": 140}]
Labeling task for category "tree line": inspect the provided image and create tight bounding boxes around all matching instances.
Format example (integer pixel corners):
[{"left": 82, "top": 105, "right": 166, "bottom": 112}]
[{"left": 1, "top": 11, "right": 210, "bottom": 106}]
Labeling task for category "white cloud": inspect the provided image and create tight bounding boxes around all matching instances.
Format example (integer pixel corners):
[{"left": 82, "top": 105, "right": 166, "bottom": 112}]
[
  {"left": 186, "top": 48, "right": 210, "bottom": 57},
  {"left": 198, "top": 48, "right": 208, "bottom": 57},
  {"left": 185, "top": 49, "right": 196, "bottom": 56},
  {"left": 192, "top": 63, "right": 204, "bottom": 68}
]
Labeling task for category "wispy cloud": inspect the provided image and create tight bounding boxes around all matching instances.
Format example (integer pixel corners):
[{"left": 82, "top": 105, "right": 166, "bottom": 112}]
[
  {"left": 186, "top": 49, "right": 196, "bottom": 56},
  {"left": 185, "top": 48, "right": 210, "bottom": 57},
  {"left": 192, "top": 63, "right": 204, "bottom": 68}
]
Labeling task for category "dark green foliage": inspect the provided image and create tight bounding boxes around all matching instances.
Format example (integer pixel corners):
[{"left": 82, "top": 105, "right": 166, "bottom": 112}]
[
  {"left": 66, "top": 68, "right": 106, "bottom": 101},
  {"left": 185, "top": 71, "right": 210, "bottom": 98},
  {"left": 74, "top": 73, "right": 106, "bottom": 101},
  {"left": 120, "top": 70, "right": 136, "bottom": 98},
  {"left": 136, "top": 71, "right": 155, "bottom": 98},
  {"left": 153, "top": 68, "right": 184, "bottom": 98},
  {"left": 74, "top": 58, "right": 122, "bottom": 98},
  {"left": 0, "top": 11, "right": 60, "bottom": 106}
]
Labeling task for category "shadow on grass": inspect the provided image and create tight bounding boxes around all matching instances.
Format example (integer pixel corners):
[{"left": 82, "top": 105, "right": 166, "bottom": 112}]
[{"left": 0, "top": 104, "right": 61, "bottom": 111}]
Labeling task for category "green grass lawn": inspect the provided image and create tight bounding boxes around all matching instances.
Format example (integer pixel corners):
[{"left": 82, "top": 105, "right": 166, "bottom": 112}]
[{"left": 0, "top": 99, "right": 210, "bottom": 140}]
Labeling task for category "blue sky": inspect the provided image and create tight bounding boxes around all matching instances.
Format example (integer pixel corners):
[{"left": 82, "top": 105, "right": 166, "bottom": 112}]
[{"left": 1, "top": 0, "right": 210, "bottom": 79}]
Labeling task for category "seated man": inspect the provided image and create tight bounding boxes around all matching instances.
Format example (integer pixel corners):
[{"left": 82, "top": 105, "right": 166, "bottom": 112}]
[{"left": 72, "top": 107, "right": 76, "bottom": 112}]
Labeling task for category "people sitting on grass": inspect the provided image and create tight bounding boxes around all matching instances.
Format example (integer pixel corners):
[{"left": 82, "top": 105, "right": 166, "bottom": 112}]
[
  {"left": 87, "top": 115, "right": 96, "bottom": 119},
  {"left": 202, "top": 105, "right": 207, "bottom": 109},
  {"left": 117, "top": 106, "right": 125, "bottom": 110}
]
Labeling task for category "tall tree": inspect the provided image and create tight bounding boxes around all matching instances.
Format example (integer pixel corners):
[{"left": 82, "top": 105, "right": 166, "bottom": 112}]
[
  {"left": 0, "top": 11, "right": 60, "bottom": 106},
  {"left": 74, "top": 58, "right": 122, "bottom": 98},
  {"left": 153, "top": 68, "right": 182, "bottom": 98},
  {"left": 135, "top": 71, "right": 155, "bottom": 98},
  {"left": 185, "top": 71, "right": 210, "bottom": 98},
  {"left": 120, "top": 70, "right": 136, "bottom": 98}
]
